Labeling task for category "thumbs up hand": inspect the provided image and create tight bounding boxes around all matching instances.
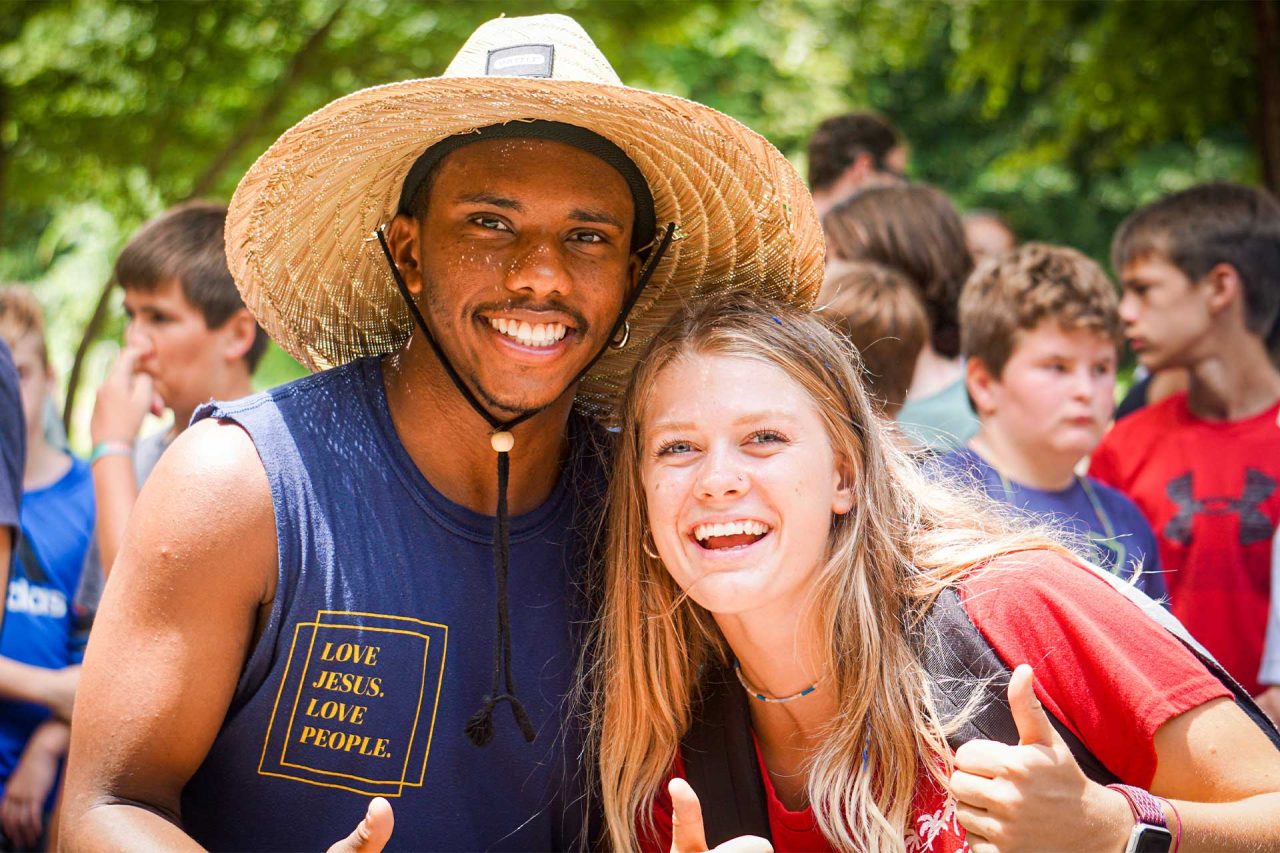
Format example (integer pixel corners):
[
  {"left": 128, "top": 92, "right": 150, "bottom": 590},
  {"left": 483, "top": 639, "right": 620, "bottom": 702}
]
[
  {"left": 669, "top": 777, "right": 774, "bottom": 853},
  {"left": 949, "top": 665, "right": 1131, "bottom": 852},
  {"left": 326, "top": 797, "right": 394, "bottom": 853}
]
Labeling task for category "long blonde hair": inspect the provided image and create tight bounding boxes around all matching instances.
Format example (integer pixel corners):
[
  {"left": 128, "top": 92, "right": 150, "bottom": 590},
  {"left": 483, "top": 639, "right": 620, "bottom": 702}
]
[{"left": 589, "top": 294, "right": 1073, "bottom": 852}]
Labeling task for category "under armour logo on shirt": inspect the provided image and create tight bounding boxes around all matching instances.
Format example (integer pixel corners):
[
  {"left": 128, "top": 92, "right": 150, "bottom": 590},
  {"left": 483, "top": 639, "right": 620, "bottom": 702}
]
[{"left": 1164, "top": 468, "right": 1276, "bottom": 546}]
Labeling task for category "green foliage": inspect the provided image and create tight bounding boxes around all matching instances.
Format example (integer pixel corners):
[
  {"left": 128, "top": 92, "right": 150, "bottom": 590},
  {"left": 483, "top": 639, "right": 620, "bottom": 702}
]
[{"left": 1, "top": 0, "right": 1264, "bottom": 442}]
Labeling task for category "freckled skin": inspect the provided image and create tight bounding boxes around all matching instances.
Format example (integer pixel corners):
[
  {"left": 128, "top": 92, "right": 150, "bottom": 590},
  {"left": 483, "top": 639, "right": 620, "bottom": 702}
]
[
  {"left": 640, "top": 354, "right": 853, "bottom": 620},
  {"left": 394, "top": 138, "right": 641, "bottom": 415}
]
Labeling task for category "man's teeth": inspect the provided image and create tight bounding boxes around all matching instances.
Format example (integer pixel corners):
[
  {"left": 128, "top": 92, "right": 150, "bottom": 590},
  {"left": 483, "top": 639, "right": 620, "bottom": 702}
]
[
  {"left": 693, "top": 520, "right": 770, "bottom": 541},
  {"left": 489, "top": 318, "right": 568, "bottom": 348}
]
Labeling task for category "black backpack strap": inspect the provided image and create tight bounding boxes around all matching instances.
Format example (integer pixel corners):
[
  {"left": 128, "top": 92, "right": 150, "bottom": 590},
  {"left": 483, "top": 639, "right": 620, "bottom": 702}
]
[
  {"left": 920, "top": 588, "right": 1120, "bottom": 785},
  {"left": 679, "top": 666, "right": 772, "bottom": 847}
]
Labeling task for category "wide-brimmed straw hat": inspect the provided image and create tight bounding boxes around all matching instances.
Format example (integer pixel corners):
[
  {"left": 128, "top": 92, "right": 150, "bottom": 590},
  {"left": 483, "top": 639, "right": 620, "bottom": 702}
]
[{"left": 225, "top": 13, "right": 824, "bottom": 420}]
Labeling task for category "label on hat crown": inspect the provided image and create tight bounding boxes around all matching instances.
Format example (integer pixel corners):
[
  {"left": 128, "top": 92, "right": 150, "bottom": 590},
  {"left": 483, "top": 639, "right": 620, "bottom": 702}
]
[{"left": 486, "top": 44, "right": 555, "bottom": 78}]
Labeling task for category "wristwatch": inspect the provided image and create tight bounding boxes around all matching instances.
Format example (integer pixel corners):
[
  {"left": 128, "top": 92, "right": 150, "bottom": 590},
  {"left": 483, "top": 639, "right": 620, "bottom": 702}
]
[{"left": 1107, "top": 784, "right": 1173, "bottom": 853}]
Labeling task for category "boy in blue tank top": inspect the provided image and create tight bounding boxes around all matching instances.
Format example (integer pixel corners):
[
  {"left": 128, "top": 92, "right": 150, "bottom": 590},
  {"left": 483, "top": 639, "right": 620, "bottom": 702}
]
[
  {"left": 933, "top": 243, "right": 1167, "bottom": 602},
  {"left": 63, "top": 14, "right": 824, "bottom": 852}
]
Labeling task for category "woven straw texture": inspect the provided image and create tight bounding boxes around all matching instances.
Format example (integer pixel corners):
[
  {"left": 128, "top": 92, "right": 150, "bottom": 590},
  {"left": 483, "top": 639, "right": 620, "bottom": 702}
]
[{"left": 225, "top": 17, "right": 824, "bottom": 422}]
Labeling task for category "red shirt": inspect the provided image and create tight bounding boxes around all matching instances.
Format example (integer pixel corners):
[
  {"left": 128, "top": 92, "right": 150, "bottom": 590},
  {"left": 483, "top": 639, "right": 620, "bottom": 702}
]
[
  {"left": 1090, "top": 392, "right": 1280, "bottom": 695},
  {"left": 641, "top": 552, "right": 1228, "bottom": 852}
]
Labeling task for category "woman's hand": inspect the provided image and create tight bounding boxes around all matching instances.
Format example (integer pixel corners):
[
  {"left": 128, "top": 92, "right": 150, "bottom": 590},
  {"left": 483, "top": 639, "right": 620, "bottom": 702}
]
[
  {"left": 326, "top": 797, "right": 394, "bottom": 853},
  {"left": 668, "top": 777, "right": 773, "bottom": 853},
  {"left": 949, "top": 665, "right": 1131, "bottom": 852}
]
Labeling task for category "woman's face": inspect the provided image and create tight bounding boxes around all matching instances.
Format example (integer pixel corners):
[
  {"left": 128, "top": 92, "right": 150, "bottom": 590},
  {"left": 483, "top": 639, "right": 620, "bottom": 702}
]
[{"left": 639, "top": 353, "right": 854, "bottom": 618}]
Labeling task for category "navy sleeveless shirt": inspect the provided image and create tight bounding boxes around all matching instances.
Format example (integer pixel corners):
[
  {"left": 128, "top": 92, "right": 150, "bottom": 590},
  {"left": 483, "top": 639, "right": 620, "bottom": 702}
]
[{"left": 182, "top": 357, "right": 605, "bottom": 851}]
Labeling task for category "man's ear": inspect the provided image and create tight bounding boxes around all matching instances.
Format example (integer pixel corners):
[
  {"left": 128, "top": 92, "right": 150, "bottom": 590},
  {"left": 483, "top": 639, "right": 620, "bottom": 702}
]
[
  {"left": 846, "top": 152, "right": 876, "bottom": 187},
  {"left": 223, "top": 308, "right": 259, "bottom": 364},
  {"left": 384, "top": 214, "right": 425, "bottom": 295},
  {"left": 966, "top": 357, "right": 1000, "bottom": 417},
  {"left": 1204, "top": 262, "right": 1243, "bottom": 317}
]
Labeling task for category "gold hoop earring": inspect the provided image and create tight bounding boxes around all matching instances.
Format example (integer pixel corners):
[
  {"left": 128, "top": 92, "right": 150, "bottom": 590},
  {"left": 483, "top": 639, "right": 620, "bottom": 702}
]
[
  {"left": 642, "top": 529, "right": 660, "bottom": 560},
  {"left": 609, "top": 320, "right": 630, "bottom": 350}
]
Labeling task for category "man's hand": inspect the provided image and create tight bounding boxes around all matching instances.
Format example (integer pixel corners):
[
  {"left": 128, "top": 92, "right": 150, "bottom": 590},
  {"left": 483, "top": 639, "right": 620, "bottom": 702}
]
[
  {"left": 668, "top": 777, "right": 773, "bottom": 853},
  {"left": 326, "top": 797, "right": 394, "bottom": 853},
  {"left": 1, "top": 721, "right": 67, "bottom": 849},
  {"left": 949, "top": 665, "right": 1131, "bottom": 852},
  {"left": 1255, "top": 685, "right": 1280, "bottom": 724},
  {"left": 90, "top": 345, "right": 158, "bottom": 445}
]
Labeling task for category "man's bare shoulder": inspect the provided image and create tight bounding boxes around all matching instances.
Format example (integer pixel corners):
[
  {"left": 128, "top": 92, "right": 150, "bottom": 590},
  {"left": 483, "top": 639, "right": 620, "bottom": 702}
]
[{"left": 126, "top": 417, "right": 276, "bottom": 601}]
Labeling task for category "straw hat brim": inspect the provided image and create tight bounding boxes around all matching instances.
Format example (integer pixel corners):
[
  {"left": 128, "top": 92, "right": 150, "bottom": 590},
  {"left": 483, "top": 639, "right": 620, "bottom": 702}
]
[{"left": 226, "top": 76, "right": 824, "bottom": 422}]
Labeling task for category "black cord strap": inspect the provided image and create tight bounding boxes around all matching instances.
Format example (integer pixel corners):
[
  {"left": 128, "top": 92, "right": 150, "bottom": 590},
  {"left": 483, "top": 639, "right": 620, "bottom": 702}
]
[{"left": 374, "top": 222, "right": 675, "bottom": 746}]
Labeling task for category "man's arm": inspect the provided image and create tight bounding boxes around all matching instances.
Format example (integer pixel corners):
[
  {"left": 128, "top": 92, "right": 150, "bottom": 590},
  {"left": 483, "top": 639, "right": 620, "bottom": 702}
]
[
  {"left": 89, "top": 345, "right": 155, "bottom": 576},
  {"left": 1, "top": 718, "right": 71, "bottom": 848},
  {"left": 0, "top": 660, "right": 77, "bottom": 719},
  {"left": 62, "top": 418, "right": 277, "bottom": 849}
]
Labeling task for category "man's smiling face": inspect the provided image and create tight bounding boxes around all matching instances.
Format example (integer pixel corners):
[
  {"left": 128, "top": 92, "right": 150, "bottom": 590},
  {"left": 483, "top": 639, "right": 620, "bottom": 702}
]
[{"left": 387, "top": 137, "right": 640, "bottom": 416}]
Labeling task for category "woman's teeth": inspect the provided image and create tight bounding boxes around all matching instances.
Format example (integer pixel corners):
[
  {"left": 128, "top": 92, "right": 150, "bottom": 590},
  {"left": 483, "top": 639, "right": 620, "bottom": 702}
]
[
  {"left": 489, "top": 317, "right": 568, "bottom": 348},
  {"left": 693, "top": 520, "right": 770, "bottom": 542}
]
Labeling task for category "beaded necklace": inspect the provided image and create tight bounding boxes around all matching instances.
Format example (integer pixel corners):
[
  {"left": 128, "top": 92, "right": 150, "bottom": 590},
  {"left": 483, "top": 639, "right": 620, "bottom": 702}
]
[{"left": 733, "top": 660, "right": 827, "bottom": 704}]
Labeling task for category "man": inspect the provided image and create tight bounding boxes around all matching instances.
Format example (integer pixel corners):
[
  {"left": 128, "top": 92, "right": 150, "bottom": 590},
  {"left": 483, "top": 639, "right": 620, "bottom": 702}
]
[
  {"left": 1090, "top": 183, "right": 1280, "bottom": 700},
  {"left": 962, "top": 209, "right": 1016, "bottom": 264},
  {"left": 806, "top": 111, "right": 907, "bottom": 218},
  {"left": 63, "top": 14, "right": 822, "bottom": 851},
  {"left": 0, "top": 287, "right": 96, "bottom": 849},
  {"left": 935, "top": 244, "right": 1166, "bottom": 601},
  {"left": 90, "top": 201, "right": 263, "bottom": 575}
]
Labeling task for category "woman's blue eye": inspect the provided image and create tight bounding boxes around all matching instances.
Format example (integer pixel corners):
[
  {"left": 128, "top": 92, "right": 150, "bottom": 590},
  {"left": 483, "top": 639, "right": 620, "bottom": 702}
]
[
  {"left": 656, "top": 440, "right": 693, "bottom": 456},
  {"left": 748, "top": 430, "right": 788, "bottom": 444}
]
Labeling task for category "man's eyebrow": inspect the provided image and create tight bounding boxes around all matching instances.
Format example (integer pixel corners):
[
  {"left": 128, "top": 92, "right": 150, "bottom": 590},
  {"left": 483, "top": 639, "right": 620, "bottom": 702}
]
[
  {"left": 456, "top": 192, "right": 523, "bottom": 211},
  {"left": 569, "top": 208, "right": 625, "bottom": 229}
]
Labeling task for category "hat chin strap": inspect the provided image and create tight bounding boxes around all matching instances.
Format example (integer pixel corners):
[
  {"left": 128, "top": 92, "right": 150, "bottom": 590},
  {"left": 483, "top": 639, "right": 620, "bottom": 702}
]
[{"left": 375, "top": 223, "right": 674, "bottom": 746}]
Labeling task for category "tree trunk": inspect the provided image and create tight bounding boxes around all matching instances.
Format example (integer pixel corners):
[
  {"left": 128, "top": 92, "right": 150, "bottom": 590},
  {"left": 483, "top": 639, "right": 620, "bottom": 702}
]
[
  {"left": 187, "top": 0, "right": 347, "bottom": 199},
  {"left": 62, "top": 0, "right": 347, "bottom": 430},
  {"left": 1254, "top": 0, "right": 1280, "bottom": 193}
]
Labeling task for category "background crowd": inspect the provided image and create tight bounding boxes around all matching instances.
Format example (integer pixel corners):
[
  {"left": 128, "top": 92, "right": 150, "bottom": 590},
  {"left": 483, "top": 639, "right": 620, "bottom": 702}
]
[{"left": 2, "top": 1, "right": 1280, "bottom": 849}]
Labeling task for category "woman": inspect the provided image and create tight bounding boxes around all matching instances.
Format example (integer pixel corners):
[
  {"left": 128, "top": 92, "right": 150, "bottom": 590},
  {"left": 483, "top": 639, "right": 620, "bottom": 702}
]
[{"left": 589, "top": 295, "right": 1280, "bottom": 852}]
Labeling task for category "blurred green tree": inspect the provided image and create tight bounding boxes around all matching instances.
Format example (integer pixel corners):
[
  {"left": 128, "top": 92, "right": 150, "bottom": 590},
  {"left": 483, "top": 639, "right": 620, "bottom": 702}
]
[{"left": 0, "top": 0, "right": 1270, "bottom": 438}]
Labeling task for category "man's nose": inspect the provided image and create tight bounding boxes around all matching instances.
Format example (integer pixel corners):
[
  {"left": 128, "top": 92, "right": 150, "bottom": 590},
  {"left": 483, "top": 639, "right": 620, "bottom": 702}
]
[
  {"left": 1118, "top": 292, "right": 1139, "bottom": 326},
  {"left": 504, "top": 238, "right": 570, "bottom": 300},
  {"left": 1069, "top": 366, "right": 1095, "bottom": 399},
  {"left": 125, "top": 318, "right": 154, "bottom": 355}
]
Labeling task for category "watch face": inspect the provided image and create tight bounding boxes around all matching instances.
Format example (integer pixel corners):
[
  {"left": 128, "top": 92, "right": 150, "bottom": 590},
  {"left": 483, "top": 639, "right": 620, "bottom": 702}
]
[{"left": 1132, "top": 824, "right": 1174, "bottom": 853}]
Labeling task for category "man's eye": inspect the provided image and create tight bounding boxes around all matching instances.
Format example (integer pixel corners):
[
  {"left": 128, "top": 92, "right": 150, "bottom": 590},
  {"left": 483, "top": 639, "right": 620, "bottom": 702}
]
[
  {"left": 473, "top": 216, "right": 510, "bottom": 231},
  {"left": 571, "top": 231, "right": 606, "bottom": 244}
]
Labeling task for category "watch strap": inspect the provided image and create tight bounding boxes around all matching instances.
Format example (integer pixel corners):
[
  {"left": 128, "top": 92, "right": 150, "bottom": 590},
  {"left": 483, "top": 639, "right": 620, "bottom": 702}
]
[{"left": 1108, "top": 783, "right": 1167, "bottom": 827}]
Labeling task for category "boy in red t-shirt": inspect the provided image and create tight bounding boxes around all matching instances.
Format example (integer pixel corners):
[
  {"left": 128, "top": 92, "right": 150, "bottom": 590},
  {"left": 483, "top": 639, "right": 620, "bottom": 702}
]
[{"left": 1090, "top": 183, "right": 1280, "bottom": 702}]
